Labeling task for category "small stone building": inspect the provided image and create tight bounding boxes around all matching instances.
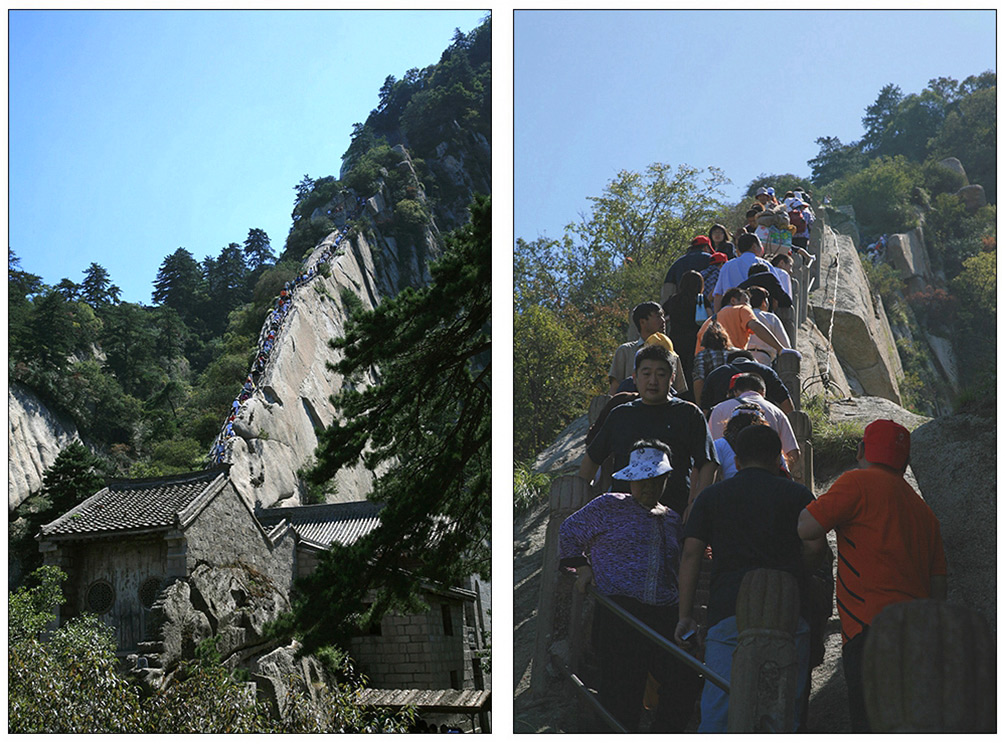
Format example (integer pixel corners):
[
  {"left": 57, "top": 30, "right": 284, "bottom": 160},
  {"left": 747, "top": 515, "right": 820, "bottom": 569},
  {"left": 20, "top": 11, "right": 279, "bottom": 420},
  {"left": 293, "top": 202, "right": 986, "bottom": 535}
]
[
  {"left": 257, "top": 502, "right": 490, "bottom": 691},
  {"left": 37, "top": 467, "right": 489, "bottom": 701},
  {"left": 36, "top": 466, "right": 296, "bottom": 653}
]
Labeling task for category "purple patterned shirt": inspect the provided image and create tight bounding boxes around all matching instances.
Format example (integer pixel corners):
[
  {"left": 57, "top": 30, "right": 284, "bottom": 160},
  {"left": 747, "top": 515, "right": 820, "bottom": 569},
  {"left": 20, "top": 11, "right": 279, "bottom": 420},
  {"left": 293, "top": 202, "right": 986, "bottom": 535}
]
[{"left": 559, "top": 492, "right": 681, "bottom": 606}]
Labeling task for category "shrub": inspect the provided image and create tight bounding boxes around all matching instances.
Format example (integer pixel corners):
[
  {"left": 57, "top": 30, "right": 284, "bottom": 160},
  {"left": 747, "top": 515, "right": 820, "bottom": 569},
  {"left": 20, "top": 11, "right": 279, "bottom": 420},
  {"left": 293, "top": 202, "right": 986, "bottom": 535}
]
[
  {"left": 514, "top": 461, "right": 551, "bottom": 513},
  {"left": 803, "top": 395, "right": 864, "bottom": 476}
]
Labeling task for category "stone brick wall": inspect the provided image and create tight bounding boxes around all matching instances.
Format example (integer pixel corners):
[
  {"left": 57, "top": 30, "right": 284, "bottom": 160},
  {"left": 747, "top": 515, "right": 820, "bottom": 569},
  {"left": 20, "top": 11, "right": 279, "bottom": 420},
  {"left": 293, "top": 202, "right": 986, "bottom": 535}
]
[
  {"left": 349, "top": 593, "right": 471, "bottom": 690},
  {"left": 183, "top": 482, "right": 295, "bottom": 591}
]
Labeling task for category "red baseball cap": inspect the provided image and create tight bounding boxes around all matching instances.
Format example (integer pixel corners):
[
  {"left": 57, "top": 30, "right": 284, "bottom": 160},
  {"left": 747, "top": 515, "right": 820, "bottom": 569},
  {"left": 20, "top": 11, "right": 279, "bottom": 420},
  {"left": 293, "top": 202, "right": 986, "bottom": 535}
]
[
  {"left": 862, "top": 419, "right": 910, "bottom": 470},
  {"left": 691, "top": 235, "right": 712, "bottom": 249},
  {"left": 709, "top": 252, "right": 728, "bottom": 264}
]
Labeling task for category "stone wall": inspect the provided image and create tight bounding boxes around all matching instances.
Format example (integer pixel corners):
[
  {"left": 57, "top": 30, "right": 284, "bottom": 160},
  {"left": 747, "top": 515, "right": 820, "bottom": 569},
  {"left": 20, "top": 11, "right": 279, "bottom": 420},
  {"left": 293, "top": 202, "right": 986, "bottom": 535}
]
[
  {"left": 182, "top": 481, "right": 296, "bottom": 591},
  {"left": 8, "top": 383, "right": 80, "bottom": 512},
  {"left": 349, "top": 594, "right": 473, "bottom": 689}
]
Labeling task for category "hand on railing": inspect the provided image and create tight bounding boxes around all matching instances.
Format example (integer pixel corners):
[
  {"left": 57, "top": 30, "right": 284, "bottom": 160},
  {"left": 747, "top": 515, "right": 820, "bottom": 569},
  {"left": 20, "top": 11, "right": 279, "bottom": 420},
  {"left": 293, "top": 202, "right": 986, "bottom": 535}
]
[
  {"left": 574, "top": 565, "right": 594, "bottom": 595},
  {"left": 674, "top": 615, "right": 701, "bottom": 652}
]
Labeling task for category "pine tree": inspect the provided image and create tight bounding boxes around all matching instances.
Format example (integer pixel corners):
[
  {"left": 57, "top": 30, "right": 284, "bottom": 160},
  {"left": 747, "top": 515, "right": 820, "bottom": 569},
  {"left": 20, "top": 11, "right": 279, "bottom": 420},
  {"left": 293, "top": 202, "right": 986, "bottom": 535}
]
[
  {"left": 152, "top": 248, "right": 203, "bottom": 321},
  {"left": 242, "top": 228, "right": 274, "bottom": 271},
  {"left": 80, "top": 262, "right": 121, "bottom": 307},
  {"left": 279, "top": 194, "right": 491, "bottom": 651}
]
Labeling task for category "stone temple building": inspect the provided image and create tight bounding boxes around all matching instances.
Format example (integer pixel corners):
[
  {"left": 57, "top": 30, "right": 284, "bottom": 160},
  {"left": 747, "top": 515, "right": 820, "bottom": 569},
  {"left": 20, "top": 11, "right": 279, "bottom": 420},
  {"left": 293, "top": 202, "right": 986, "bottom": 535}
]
[{"left": 37, "top": 466, "right": 489, "bottom": 708}]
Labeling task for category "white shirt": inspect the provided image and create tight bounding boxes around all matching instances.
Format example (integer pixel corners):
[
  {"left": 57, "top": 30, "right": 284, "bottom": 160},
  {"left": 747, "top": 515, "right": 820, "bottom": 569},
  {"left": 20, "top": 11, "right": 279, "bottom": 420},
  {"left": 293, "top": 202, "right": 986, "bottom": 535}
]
[
  {"left": 713, "top": 252, "right": 773, "bottom": 299},
  {"left": 708, "top": 391, "right": 799, "bottom": 455}
]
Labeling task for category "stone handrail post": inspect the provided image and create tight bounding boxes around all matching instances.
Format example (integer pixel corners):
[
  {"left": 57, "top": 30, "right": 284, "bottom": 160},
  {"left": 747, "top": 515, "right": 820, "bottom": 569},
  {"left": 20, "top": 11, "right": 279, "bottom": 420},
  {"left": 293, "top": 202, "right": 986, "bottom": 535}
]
[
  {"left": 728, "top": 568, "right": 801, "bottom": 733},
  {"left": 862, "top": 599, "right": 995, "bottom": 732},
  {"left": 530, "top": 475, "right": 593, "bottom": 695}
]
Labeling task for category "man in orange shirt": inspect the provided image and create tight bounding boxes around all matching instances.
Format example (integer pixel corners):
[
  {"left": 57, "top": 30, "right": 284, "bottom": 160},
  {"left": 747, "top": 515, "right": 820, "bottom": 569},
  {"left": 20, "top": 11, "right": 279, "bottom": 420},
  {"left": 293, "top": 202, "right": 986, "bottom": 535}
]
[
  {"left": 694, "top": 287, "right": 786, "bottom": 357},
  {"left": 797, "top": 419, "right": 947, "bottom": 732}
]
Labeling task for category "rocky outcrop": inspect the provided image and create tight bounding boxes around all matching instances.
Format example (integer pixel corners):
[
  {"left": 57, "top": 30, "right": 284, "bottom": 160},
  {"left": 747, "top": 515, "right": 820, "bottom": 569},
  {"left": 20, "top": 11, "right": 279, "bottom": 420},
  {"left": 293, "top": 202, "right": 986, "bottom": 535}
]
[
  {"left": 937, "top": 157, "right": 968, "bottom": 182},
  {"left": 532, "top": 415, "right": 589, "bottom": 475},
  {"left": 135, "top": 563, "right": 329, "bottom": 715},
  {"left": 810, "top": 225, "right": 903, "bottom": 404},
  {"left": 794, "top": 318, "right": 853, "bottom": 401},
  {"left": 954, "top": 183, "right": 987, "bottom": 212},
  {"left": 8, "top": 383, "right": 81, "bottom": 512},
  {"left": 885, "top": 228, "right": 932, "bottom": 294},
  {"left": 907, "top": 412, "right": 996, "bottom": 631}
]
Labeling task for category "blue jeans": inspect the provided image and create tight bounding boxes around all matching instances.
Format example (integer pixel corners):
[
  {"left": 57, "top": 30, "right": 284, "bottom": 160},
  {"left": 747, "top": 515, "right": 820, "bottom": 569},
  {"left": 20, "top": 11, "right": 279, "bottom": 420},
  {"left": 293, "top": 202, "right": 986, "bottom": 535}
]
[{"left": 698, "top": 615, "right": 810, "bottom": 733}]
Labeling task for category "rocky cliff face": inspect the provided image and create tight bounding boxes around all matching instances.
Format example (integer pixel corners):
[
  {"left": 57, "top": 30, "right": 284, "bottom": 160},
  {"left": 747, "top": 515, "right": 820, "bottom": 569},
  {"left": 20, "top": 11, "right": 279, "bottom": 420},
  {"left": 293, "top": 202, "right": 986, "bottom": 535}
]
[
  {"left": 810, "top": 222, "right": 904, "bottom": 404},
  {"left": 8, "top": 383, "right": 80, "bottom": 512}
]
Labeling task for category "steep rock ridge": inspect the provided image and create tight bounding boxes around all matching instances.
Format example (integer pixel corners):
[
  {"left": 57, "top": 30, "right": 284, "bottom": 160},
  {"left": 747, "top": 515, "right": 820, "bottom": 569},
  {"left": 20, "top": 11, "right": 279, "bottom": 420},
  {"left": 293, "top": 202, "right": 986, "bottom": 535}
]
[
  {"left": 8, "top": 383, "right": 80, "bottom": 512},
  {"left": 809, "top": 223, "right": 903, "bottom": 403},
  {"left": 227, "top": 217, "right": 440, "bottom": 509}
]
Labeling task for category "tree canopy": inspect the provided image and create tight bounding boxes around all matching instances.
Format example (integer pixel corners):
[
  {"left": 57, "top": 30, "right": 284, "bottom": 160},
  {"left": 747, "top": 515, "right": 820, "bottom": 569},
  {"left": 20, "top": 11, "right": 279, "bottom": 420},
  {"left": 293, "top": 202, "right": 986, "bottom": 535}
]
[{"left": 277, "top": 194, "right": 490, "bottom": 651}]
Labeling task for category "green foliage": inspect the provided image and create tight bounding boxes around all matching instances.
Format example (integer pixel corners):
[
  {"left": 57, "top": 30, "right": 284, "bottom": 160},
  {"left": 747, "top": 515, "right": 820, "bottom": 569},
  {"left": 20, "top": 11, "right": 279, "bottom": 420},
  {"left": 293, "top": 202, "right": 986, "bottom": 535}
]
[
  {"left": 827, "top": 155, "right": 921, "bottom": 234},
  {"left": 928, "top": 83, "right": 996, "bottom": 203},
  {"left": 809, "top": 135, "right": 869, "bottom": 186},
  {"left": 921, "top": 158, "right": 968, "bottom": 196},
  {"left": 743, "top": 174, "right": 816, "bottom": 200},
  {"left": 513, "top": 305, "right": 590, "bottom": 461},
  {"left": 514, "top": 461, "right": 551, "bottom": 513},
  {"left": 281, "top": 195, "right": 490, "bottom": 651},
  {"left": 860, "top": 255, "right": 903, "bottom": 311},
  {"left": 80, "top": 262, "right": 122, "bottom": 307},
  {"left": 923, "top": 193, "right": 995, "bottom": 277},
  {"left": 9, "top": 567, "right": 411, "bottom": 734},
  {"left": 803, "top": 395, "right": 864, "bottom": 476},
  {"left": 949, "top": 251, "right": 997, "bottom": 392}
]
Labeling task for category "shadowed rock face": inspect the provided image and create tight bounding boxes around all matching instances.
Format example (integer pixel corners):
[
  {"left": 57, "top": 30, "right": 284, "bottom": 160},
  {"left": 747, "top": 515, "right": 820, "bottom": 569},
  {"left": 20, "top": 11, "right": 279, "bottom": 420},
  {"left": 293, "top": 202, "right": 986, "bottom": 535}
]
[
  {"left": 908, "top": 413, "right": 996, "bottom": 631},
  {"left": 810, "top": 226, "right": 903, "bottom": 404},
  {"left": 8, "top": 383, "right": 80, "bottom": 512}
]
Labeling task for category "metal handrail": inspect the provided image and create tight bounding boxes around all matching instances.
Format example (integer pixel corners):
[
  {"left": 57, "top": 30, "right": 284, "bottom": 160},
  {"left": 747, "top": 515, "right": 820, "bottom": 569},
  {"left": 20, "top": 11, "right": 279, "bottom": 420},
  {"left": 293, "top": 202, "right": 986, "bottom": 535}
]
[{"left": 584, "top": 587, "right": 730, "bottom": 693}]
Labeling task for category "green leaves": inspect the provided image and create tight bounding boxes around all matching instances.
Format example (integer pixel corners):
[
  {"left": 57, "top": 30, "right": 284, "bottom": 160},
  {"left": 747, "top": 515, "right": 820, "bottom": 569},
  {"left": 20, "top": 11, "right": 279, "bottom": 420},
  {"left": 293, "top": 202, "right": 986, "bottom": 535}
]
[{"left": 287, "top": 195, "right": 490, "bottom": 650}]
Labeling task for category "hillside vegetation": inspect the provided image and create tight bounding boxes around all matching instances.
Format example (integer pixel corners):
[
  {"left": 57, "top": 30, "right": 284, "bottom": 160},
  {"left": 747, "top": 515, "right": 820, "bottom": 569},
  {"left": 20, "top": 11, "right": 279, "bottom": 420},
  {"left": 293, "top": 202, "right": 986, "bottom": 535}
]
[{"left": 514, "top": 71, "right": 995, "bottom": 468}]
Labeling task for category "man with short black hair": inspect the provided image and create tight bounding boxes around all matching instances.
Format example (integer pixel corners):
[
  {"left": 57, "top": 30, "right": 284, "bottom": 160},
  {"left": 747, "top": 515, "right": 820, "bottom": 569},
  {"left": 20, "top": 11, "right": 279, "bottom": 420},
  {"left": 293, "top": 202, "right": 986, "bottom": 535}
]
[
  {"left": 700, "top": 349, "right": 794, "bottom": 413},
  {"left": 676, "top": 425, "right": 824, "bottom": 732},
  {"left": 712, "top": 232, "right": 774, "bottom": 311},
  {"left": 707, "top": 372, "right": 800, "bottom": 470},
  {"left": 608, "top": 301, "right": 666, "bottom": 395},
  {"left": 580, "top": 344, "right": 718, "bottom": 517},
  {"left": 797, "top": 419, "right": 947, "bottom": 732}
]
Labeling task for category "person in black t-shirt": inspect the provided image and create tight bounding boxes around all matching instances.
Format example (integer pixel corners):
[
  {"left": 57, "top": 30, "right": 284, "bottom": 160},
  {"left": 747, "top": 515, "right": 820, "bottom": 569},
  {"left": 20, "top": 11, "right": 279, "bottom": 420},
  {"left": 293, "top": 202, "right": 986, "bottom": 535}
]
[
  {"left": 675, "top": 425, "right": 826, "bottom": 732},
  {"left": 700, "top": 350, "right": 794, "bottom": 413},
  {"left": 578, "top": 344, "right": 718, "bottom": 517}
]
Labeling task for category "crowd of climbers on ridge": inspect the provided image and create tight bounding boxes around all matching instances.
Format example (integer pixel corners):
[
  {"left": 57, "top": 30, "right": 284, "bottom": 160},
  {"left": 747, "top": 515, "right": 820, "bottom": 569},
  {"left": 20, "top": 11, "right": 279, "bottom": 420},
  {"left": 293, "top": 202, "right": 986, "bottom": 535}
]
[
  {"left": 561, "top": 185, "right": 948, "bottom": 733},
  {"left": 209, "top": 197, "right": 367, "bottom": 465}
]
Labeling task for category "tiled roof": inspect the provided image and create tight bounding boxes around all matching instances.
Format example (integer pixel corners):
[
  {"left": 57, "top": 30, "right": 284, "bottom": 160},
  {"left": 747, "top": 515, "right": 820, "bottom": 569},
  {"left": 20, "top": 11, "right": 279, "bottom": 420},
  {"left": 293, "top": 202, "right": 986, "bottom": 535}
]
[
  {"left": 257, "top": 500, "right": 382, "bottom": 549},
  {"left": 39, "top": 468, "right": 226, "bottom": 538}
]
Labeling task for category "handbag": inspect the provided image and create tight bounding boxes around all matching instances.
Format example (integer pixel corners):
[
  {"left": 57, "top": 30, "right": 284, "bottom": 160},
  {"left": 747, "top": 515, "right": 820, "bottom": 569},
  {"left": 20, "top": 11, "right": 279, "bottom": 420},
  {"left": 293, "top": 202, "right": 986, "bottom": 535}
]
[{"left": 694, "top": 295, "right": 709, "bottom": 324}]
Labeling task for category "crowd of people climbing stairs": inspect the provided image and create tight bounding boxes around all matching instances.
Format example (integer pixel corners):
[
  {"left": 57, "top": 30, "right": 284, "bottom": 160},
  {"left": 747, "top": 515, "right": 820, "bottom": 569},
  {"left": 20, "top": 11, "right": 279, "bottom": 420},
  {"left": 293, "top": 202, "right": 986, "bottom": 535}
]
[
  {"left": 558, "top": 184, "right": 948, "bottom": 733},
  {"left": 208, "top": 197, "right": 367, "bottom": 466}
]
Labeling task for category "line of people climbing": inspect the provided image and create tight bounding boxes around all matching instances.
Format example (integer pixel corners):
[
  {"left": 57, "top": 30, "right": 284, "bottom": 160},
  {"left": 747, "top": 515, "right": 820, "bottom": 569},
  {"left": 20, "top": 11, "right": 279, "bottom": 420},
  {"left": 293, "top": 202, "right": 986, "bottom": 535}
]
[
  {"left": 560, "top": 184, "right": 947, "bottom": 733},
  {"left": 208, "top": 201, "right": 367, "bottom": 465}
]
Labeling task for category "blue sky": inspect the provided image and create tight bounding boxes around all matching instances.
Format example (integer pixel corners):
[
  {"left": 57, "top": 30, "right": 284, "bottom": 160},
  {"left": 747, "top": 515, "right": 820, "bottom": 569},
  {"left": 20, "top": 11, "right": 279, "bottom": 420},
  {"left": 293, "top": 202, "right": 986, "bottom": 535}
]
[
  {"left": 514, "top": 9, "right": 997, "bottom": 244},
  {"left": 10, "top": 9, "right": 488, "bottom": 303}
]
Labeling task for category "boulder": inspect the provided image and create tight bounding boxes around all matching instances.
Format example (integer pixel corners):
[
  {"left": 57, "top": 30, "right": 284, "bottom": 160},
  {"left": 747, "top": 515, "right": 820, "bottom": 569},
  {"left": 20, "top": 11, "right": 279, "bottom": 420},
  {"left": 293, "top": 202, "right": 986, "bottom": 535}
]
[
  {"left": 937, "top": 157, "right": 968, "bottom": 183},
  {"left": 250, "top": 642, "right": 329, "bottom": 718},
  {"left": 954, "top": 184, "right": 987, "bottom": 212},
  {"left": 8, "top": 383, "right": 81, "bottom": 512},
  {"left": 885, "top": 228, "right": 932, "bottom": 294},
  {"left": 810, "top": 227, "right": 903, "bottom": 404},
  {"left": 532, "top": 414, "right": 589, "bottom": 475},
  {"left": 794, "top": 318, "right": 853, "bottom": 401},
  {"left": 924, "top": 333, "right": 959, "bottom": 394},
  {"left": 906, "top": 413, "right": 996, "bottom": 631}
]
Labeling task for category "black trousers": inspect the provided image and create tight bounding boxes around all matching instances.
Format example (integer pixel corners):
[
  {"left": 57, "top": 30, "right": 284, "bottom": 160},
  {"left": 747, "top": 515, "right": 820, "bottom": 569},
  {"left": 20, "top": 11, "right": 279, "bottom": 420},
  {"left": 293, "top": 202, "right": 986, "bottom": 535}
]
[
  {"left": 842, "top": 629, "right": 872, "bottom": 733},
  {"left": 593, "top": 596, "right": 701, "bottom": 733}
]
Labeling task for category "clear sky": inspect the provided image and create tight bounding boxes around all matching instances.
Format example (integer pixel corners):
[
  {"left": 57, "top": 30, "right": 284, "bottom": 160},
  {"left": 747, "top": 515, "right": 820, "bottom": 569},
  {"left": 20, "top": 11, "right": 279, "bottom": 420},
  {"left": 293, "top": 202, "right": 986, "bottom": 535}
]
[
  {"left": 514, "top": 9, "right": 997, "bottom": 245},
  {"left": 9, "top": 9, "right": 488, "bottom": 304}
]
